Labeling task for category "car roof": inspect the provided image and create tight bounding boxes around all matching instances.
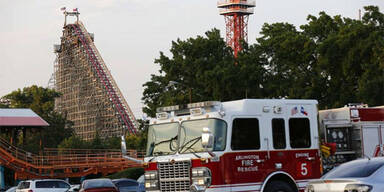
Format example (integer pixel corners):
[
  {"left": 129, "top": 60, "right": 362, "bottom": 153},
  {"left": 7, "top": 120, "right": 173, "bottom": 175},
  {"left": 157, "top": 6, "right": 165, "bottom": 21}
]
[
  {"left": 342, "top": 157, "right": 384, "bottom": 166},
  {"left": 85, "top": 178, "right": 110, "bottom": 180},
  {"left": 83, "top": 178, "right": 113, "bottom": 184},
  {"left": 84, "top": 178, "right": 111, "bottom": 181},
  {"left": 323, "top": 157, "right": 384, "bottom": 179},
  {"left": 112, "top": 178, "right": 137, "bottom": 182},
  {"left": 23, "top": 179, "right": 68, "bottom": 182}
]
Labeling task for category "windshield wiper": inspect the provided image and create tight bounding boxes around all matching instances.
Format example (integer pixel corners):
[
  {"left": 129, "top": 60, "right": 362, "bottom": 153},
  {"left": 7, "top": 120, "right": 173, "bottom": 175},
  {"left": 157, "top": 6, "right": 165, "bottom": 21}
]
[
  {"left": 185, "top": 148, "right": 201, "bottom": 159},
  {"left": 178, "top": 136, "right": 202, "bottom": 159},
  {"left": 148, "top": 135, "right": 178, "bottom": 156},
  {"left": 179, "top": 136, "right": 201, "bottom": 154},
  {"left": 154, "top": 135, "right": 178, "bottom": 147}
]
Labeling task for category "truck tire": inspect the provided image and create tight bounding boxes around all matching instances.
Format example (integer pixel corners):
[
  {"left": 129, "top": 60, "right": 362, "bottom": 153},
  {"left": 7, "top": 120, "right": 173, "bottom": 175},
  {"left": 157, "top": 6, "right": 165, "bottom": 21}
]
[{"left": 264, "top": 181, "right": 296, "bottom": 192}]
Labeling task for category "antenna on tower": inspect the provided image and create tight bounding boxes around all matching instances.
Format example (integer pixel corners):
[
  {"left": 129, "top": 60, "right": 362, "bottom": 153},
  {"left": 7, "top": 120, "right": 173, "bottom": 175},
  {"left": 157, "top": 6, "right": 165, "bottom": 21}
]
[
  {"left": 359, "top": 9, "right": 362, "bottom": 21},
  {"left": 218, "top": 0, "right": 255, "bottom": 59}
]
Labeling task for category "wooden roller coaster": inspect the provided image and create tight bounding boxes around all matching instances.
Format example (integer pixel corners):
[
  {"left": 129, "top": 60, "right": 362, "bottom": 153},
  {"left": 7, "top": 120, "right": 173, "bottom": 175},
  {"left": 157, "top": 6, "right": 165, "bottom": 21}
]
[
  {"left": 0, "top": 137, "right": 143, "bottom": 179},
  {"left": 0, "top": 10, "right": 144, "bottom": 181}
]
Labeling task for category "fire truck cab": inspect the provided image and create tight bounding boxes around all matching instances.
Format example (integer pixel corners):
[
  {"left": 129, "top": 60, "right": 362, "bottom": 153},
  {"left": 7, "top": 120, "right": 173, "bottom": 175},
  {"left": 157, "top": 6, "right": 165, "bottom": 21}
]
[{"left": 144, "top": 99, "right": 321, "bottom": 192}]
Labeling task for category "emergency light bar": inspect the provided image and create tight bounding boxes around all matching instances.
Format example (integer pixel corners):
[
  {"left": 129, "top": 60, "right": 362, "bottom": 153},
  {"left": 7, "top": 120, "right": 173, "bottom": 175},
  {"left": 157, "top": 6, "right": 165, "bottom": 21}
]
[
  {"left": 156, "top": 101, "right": 220, "bottom": 113},
  {"left": 156, "top": 105, "right": 180, "bottom": 113},
  {"left": 187, "top": 101, "right": 220, "bottom": 109},
  {"left": 155, "top": 101, "right": 221, "bottom": 120}
]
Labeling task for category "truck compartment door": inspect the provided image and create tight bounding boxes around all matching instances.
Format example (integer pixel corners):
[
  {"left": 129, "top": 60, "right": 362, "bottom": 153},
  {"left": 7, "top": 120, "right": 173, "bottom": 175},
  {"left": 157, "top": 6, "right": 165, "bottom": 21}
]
[{"left": 362, "top": 125, "right": 381, "bottom": 157}]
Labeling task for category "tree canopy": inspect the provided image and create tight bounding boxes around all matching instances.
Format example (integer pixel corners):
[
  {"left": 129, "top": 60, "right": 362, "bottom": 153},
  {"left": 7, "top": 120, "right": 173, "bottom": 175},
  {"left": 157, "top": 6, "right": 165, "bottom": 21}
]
[{"left": 142, "top": 6, "right": 384, "bottom": 116}]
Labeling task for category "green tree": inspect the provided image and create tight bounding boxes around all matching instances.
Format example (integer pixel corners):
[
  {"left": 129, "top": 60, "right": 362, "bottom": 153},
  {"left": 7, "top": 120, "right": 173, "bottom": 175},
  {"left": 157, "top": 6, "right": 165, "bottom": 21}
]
[
  {"left": 301, "top": 6, "right": 384, "bottom": 108},
  {"left": 256, "top": 22, "right": 319, "bottom": 100},
  {"left": 3, "top": 85, "right": 59, "bottom": 117},
  {"left": 107, "top": 167, "right": 144, "bottom": 180},
  {"left": 357, "top": 6, "right": 384, "bottom": 106},
  {"left": 142, "top": 29, "right": 235, "bottom": 117},
  {"left": 143, "top": 6, "right": 384, "bottom": 115},
  {"left": 142, "top": 29, "right": 269, "bottom": 117}
]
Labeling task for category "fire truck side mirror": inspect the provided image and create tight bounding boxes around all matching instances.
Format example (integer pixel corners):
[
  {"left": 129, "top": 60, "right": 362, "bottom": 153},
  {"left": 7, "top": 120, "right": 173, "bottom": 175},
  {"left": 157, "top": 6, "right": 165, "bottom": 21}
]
[
  {"left": 121, "top": 135, "right": 127, "bottom": 156},
  {"left": 201, "top": 127, "right": 214, "bottom": 150}
]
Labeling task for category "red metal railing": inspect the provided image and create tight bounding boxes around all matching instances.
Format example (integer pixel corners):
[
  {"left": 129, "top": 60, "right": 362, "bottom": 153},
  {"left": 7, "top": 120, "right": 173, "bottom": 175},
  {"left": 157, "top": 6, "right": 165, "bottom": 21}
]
[{"left": 0, "top": 137, "right": 143, "bottom": 179}]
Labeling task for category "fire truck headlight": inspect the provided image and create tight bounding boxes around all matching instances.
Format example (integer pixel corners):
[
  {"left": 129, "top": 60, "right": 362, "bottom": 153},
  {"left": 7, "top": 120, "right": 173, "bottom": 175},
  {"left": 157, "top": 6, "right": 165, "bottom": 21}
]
[
  {"left": 144, "top": 171, "right": 159, "bottom": 190},
  {"left": 144, "top": 171, "right": 158, "bottom": 180},
  {"left": 191, "top": 167, "right": 211, "bottom": 187},
  {"left": 192, "top": 178, "right": 210, "bottom": 185},
  {"left": 145, "top": 180, "right": 158, "bottom": 190},
  {"left": 192, "top": 167, "right": 211, "bottom": 177}
]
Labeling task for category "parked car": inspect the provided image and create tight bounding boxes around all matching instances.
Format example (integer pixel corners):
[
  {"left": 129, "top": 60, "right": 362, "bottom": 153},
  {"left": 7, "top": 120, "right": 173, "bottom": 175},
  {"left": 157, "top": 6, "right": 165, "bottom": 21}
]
[
  {"left": 15, "top": 179, "right": 70, "bottom": 192},
  {"left": 5, "top": 186, "right": 16, "bottom": 192},
  {"left": 79, "top": 178, "right": 118, "bottom": 192},
  {"left": 305, "top": 157, "right": 384, "bottom": 192},
  {"left": 112, "top": 178, "right": 144, "bottom": 192}
]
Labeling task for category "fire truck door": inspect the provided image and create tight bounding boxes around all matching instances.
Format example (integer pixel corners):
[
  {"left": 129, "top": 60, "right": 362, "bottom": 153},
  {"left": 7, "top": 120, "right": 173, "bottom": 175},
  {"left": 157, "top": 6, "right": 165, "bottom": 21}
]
[
  {"left": 223, "top": 118, "right": 267, "bottom": 192},
  {"left": 362, "top": 125, "right": 383, "bottom": 157}
]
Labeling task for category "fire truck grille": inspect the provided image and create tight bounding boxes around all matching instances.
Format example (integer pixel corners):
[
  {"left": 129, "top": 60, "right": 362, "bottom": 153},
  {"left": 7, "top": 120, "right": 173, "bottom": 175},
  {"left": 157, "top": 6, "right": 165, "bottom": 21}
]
[
  {"left": 158, "top": 161, "right": 191, "bottom": 192},
  {"left": 159, "top": 180, "right": 190, "bottom": 192}
]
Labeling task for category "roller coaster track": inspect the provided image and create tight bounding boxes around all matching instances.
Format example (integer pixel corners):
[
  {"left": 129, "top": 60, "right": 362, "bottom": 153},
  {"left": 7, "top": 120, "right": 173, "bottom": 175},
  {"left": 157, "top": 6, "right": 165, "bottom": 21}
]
[
  {"left": 0, "top": 137, "right": 143, "bottom": 179},
  {"left": 70, "top": 22, "right": 137, "bottom": 135}
]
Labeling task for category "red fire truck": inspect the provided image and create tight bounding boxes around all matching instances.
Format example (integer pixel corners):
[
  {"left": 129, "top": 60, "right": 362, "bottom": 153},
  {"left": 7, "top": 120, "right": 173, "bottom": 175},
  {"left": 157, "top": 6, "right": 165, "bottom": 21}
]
[
  {"left": 142, "top": 99, "right": 322, "bottom": 192},
  {"left": 319, "top": 104, "right": 384, "bottom": 172}
]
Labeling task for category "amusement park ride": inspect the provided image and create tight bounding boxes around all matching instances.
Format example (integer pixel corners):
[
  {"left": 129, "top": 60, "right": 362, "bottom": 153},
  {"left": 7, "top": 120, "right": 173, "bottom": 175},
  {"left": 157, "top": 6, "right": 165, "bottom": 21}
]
[
  {"left": 54, "top": 8, "right": 138, "bottom": 141},
  {"left": 0, "top": 8, "right": 142, "bottom": 182}
]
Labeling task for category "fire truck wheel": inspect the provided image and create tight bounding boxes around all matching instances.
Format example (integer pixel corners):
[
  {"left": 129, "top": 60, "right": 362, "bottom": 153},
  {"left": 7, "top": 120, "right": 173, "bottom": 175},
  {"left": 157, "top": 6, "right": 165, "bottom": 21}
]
[{"left": 264, "top": 181, "right": 295, "bottom": 192}]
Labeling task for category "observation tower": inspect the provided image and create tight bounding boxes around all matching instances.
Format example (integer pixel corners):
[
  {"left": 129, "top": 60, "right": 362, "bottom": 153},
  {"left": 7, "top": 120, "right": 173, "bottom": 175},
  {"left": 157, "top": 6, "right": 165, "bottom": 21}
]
[{"left": 217, "top": 0, "right": 255, "bottom": 58}]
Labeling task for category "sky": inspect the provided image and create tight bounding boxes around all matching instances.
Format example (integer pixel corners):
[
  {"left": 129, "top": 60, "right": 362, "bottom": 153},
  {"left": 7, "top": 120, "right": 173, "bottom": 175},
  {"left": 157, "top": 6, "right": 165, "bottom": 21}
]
[{"left": 0, "top": 0, "right": 383, "bottom": 119}]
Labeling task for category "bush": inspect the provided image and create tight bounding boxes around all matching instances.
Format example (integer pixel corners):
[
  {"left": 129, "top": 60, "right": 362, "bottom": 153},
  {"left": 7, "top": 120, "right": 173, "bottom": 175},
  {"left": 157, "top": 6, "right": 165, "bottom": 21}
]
[{"left": 107, "top": 167, "right": 144, "bottom": 180}]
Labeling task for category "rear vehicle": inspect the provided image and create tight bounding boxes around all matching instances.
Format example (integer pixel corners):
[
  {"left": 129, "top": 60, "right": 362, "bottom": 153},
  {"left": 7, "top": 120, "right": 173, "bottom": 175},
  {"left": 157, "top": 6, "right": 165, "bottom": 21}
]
[
  {"left": 112, "top": 178, "right": 143, "bottom": 192},
  {"left": 15, "top": 179, "right": 70, "bottom": 192},
  {"left": 319, "top": 104, "right": 384, "bottom": 171},
  {"left": 79, "top": 179, "right": 118, "bottom": 192},
  {"left": 143, "top": 99, "right": 322, "bottom": 192},
  {"left": 305, "top": 157, "right": 384, "bottom": 192}
]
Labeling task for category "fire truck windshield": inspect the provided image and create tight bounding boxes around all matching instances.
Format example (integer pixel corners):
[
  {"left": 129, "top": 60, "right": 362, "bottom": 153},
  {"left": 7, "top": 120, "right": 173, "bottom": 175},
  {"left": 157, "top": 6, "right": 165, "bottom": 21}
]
[
  {"left": 146, "top": 119, "right": 227, "bottom": 156},
  {"left": 179, "top": 119, "right": 227, "bottom": 154},
  {"left": 146, "top": 122, "right": 179, "bottom": 156}
]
